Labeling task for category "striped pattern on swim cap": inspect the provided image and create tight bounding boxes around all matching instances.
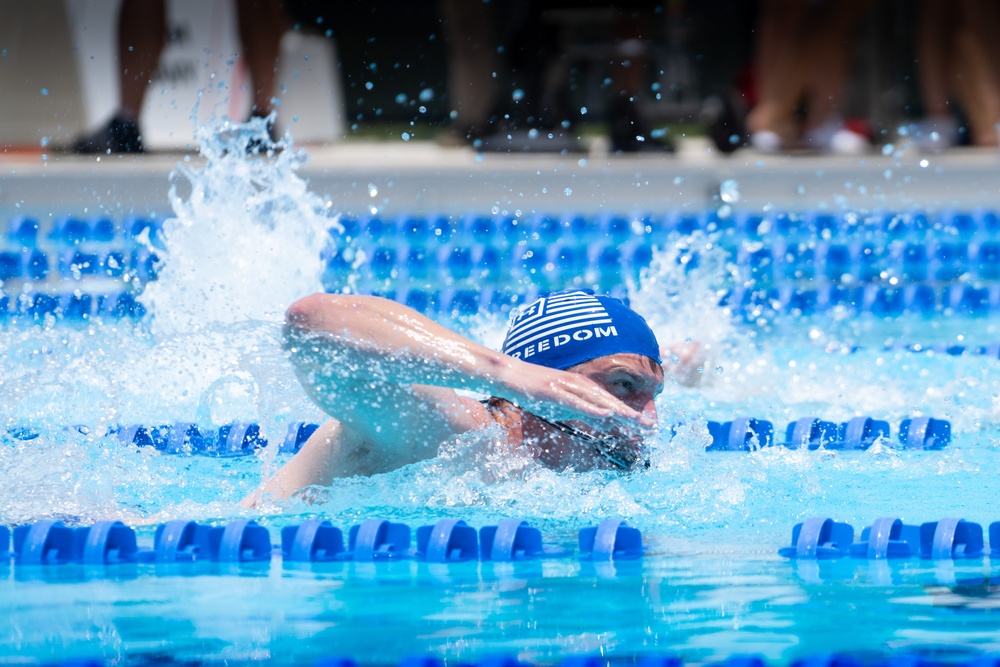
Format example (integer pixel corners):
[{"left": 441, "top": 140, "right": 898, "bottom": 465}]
[{"left": 501, "top": 289, "right": 661, "bottom": 370}]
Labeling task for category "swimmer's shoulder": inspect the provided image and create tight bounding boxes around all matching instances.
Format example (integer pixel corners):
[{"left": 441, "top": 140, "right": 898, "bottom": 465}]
[
  {"left": 412, "top": 386, "right": 496, "bottom": 434},
  {"left": 442, "top": 392, "right": 516, "bottom": 433},
  {"left": 400, "top": 386, "right": 512, "bottom": 440},
  {"left": 453, "top": 394, "right": 497, "bottom": 430}
]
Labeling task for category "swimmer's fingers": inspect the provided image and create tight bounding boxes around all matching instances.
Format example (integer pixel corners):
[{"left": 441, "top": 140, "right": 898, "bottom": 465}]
[
  {"left": 554, "top": 375, "right": 652, "bottom": 427},
  {"left": 500, "top": 366, "right": 650, "bottom": 427}
]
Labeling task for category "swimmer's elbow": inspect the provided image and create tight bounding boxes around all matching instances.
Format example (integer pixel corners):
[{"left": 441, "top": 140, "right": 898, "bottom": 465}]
[
  {"left": 238, "top": 490, "right": 260, "bottom": 509},
  {"left": 286, "top": 293, "right": 331, "bottom": 331},
  {"left": 286, "top": 293, "right": 397, "bottom": 333},
  {"left": 285, "top": 293, "right": 367, "bottom": 336}
]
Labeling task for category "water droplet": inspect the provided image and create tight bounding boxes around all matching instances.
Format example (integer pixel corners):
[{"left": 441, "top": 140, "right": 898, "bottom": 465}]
[
  {"left": 368, "top": 184, "right": 378, "bottom": 198},
  {"left": 714, "top": 366, "right": 724, "bottom": 375},
  {"left": 401, "top": 132, "right": 411, "bottom": 141},
  {"left": 395, "top": 93, "right": 407, "bottom": 104},
  {"left": 719, "top": 179, "right": 740, "bottom": 203},
  {"left": 881, "top": 143, "right": 894, "bottom": 156},
  {"left": 419, "top": 88, "right": 434, "bottom": 102},
  {"left": 563, "top": 188, "right": 573, "bottom": 196},
  {"left": 39, "top": 137, "right": 50, "bottom": 147},
  {"left": 365, "top": 81, "right": 374, "bottom": 91},
  {"left": 580, "top": 106, "right": 588, "bottom": 115},
  {"left": 512, "top": 89, "right": 525, "bottom": 101},
  {"left": 919, "top": 159, "right": 929, "bottom": 168},
  {"left": 40, "top": 88, "right": 48, "bottom": 96}
]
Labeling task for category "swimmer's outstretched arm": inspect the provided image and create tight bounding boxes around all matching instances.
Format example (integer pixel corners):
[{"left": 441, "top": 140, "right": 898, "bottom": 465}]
[
  {"left": 283, "top": 293, "right": 651, "bottom": 429},
  {"left": 241, "top": 294, "right": 652, "bottom": 505}
]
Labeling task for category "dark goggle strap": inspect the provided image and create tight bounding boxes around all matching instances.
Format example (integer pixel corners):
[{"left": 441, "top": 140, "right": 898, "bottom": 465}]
[{"left": 529, "top": 412, "right": 648, "bottom": 471}]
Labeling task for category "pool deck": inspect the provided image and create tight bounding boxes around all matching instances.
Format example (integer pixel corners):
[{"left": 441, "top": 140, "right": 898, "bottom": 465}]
[{"left": 3, "top": 138, "right": 1000, "bottom": 220}]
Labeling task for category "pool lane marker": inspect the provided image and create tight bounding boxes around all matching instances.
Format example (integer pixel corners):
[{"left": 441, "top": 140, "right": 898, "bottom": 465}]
[
  {"left": 3, "top": 518, "right": 640, "bottom": 566},
  {"left": 706, "top": 416, "right": 951, "bottom": 451},
  {"left": 780, "top": 517, "right": 989, "bottom": 560},
  {"left": 2, "top": 416, "right": 953, "bottom": 456}
]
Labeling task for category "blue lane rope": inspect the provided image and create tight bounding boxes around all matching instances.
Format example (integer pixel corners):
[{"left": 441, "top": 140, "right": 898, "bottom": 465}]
[
  {"left": 5, "top": 283, "right": 1000, "bottom": 322},
  {"left": 3, "top": 518, "right": 640, "bottom": 566},
  {"left": 6, "top": 209, "right": 1000, "bottom": 322},
  {"left": 780, "top": 516, "right": 992, "bottom": 560},
  {"left": 33, "top": 651, "right": 1000, "bottom": 667},
  {"left": 2, "top": 416, "right": 953, "bottom": 457},
  {"left": 823, "top": 342, "right": 1000, "bottom": 358},
  {"left": 14, "top": 512, "right": 1000, "bottom": 568},
  {"left": 707, "top": 416, "right": 950, "bottom": 451}
]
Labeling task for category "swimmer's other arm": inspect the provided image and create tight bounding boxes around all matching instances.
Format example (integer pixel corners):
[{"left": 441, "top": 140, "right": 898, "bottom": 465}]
[{"left": 241, "top": 294, "right": 650, "bottom": 504}]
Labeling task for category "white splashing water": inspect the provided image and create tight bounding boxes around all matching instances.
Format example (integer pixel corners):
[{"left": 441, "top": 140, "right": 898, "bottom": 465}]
[
  {"left": 141, "top": 117, "right": 336, "bottom": 334},
  {"left": 0, "top": 119, "right": 338, "bottom": 525},
  {"left": 627, "top": 233, "right": 751, "bottom": 396}
]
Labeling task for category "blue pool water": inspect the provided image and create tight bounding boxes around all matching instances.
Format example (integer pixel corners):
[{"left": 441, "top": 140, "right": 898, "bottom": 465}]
[{"left": 2, "top": 121, "right": 1000, "bottom": 665}]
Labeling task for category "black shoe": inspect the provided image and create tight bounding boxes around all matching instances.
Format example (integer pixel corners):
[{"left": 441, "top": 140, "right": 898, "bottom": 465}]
[
  {"left": 702, "top": 94, "right": 749, "bottom": 154},
  {"left": 245, "top": 114, "right": 278, "bottom": 155},
  {"left": 75, "top": 117, "right": 144, "bottom": 154},
  {"left": 609, "top": 99, "right": 674, "bottom": 153}
]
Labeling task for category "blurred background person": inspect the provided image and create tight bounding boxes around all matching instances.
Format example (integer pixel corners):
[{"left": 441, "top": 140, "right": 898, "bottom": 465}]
[
  {"left": 438, "top": 0, "right": 505, "bottom": 146},
  {"left": 440, "top": 0, "right": 674, "bottom": 153},
  {"left": 912, "top": 0, "right": 1000, "bottom": 150},
  {"left": 75, "top": 0, "right": 287, "bottom": 154},
  {"left": 746, "top": 0, "right": 872, "bottom": 155}
]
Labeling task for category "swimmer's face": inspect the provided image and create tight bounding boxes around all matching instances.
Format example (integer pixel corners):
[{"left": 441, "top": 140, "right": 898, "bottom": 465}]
[
  {"left": 565, "top": 353, "right": 664, "bottom": 467},
  {"left": 567, "top": 353, "right": 664, "bottom": 418}
]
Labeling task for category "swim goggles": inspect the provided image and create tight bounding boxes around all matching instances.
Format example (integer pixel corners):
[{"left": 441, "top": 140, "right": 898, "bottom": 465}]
[{"left": 530, "top": 412, "right": 649, "bottom": 471}]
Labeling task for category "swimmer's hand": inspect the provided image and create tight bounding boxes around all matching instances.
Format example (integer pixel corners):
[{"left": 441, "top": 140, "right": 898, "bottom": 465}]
[
  {"left": 493, "top": 361, "right": 653, "bottom": 430},
  {"left": 663, "top": 340, "right": 709, "bottom": 387}
]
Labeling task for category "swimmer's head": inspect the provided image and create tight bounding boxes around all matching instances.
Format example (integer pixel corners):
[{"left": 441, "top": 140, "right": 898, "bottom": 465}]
[{"left": 501, "top": 289, "right": 661, "bottom": 369}]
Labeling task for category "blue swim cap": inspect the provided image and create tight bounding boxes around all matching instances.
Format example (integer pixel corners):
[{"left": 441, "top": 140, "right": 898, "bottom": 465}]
[{"left": 501, "top": 290, "right": 662, "bottom": 370}]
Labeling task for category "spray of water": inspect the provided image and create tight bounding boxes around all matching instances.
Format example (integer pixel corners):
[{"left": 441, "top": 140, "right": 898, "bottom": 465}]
[
  {"left": 141, "top": 117, "right": 336, "bottom": 334},
  {"left": 0, "top": 119, "right": 338, "bottom": 525},
  {"left": 628, "top": 232, "right": 746, "bottom": 390}
]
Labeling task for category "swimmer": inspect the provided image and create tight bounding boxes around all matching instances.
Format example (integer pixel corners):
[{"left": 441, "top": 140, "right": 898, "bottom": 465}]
[{"left": 242, "top": 289, "right": 666, "bottom": 506}]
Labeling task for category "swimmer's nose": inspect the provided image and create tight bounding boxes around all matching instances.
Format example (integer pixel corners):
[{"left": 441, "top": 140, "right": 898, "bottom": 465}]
[{"left": 642, "top": 398, "right": 658, "bottom": 425}]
